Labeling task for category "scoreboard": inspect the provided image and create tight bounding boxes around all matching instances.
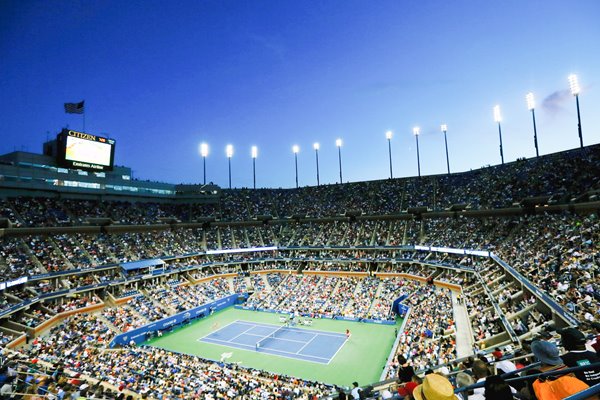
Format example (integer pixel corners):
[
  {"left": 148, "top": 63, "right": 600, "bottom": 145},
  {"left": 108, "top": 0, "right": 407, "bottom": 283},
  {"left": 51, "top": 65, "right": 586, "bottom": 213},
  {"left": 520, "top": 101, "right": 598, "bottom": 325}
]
[{"left": 56, "top": 129, "right": 116, "bottom": 172}]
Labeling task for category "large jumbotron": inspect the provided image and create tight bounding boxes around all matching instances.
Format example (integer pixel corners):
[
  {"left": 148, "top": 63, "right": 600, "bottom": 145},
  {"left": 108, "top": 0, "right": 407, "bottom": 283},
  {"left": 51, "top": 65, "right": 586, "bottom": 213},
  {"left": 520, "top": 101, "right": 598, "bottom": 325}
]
[{"left": 0, "top": 134, "right": 599, "bottom": 399}]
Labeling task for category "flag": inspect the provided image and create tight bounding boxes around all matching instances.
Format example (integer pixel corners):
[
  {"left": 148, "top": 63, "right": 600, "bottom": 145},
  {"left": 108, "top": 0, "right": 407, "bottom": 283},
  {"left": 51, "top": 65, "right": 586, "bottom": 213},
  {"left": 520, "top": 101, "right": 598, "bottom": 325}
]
[{"left": 64, "top": 101, "right": 85, "bottom": 114}]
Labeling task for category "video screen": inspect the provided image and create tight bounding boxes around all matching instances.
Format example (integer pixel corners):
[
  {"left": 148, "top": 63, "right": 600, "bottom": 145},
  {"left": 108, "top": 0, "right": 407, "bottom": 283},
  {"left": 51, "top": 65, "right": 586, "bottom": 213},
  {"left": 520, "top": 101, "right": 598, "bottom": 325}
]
[
  {"left": 56, "top": 130, "right": 115, "bottom": 171},
  {"left": 65, "top": 135, "right": 112, "bottom": 166}
]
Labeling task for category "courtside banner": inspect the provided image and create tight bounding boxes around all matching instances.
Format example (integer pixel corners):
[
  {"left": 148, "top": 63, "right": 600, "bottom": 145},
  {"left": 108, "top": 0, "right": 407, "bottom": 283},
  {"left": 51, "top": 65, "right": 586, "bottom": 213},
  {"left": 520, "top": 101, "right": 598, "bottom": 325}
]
[{"left": 109, "top": 294, "right": 240, "bottom": 347}]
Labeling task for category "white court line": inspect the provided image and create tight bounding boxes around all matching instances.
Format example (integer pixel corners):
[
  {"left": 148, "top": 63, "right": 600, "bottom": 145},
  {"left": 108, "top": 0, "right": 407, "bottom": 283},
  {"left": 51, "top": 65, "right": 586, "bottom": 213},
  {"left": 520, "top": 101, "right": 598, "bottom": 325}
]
[
  {"left": 236, "top": 319, "right": 347, "bottom": 339},
  {"left": 295, "top": 333, "right": 318, "bottom": 354},
  {"left": 228, "top": 325, "right": 259, "bottom": 342},
  {"left": 196, "top": 320, "right": 239, "bottom": 342},
  {"left": 259, "top": 335, "right": 308, "bottom": 344},
  {"left": 242, "top": 333, "right": 266, "bottom": 338},
  {"left": 201, "top": 336, "right": 330, "bottom": 362},
  {"left": 233, "top": 320, "right": 260, "bottom": 327},
  {"left": 197, "top": 319, "right": 345, "bottom": 364},
  {"left": 326, "top": 336, "right": 349, "bottom": 365},
  {"left": 202, "top": 336, "right": 256, "bottom": 350}
]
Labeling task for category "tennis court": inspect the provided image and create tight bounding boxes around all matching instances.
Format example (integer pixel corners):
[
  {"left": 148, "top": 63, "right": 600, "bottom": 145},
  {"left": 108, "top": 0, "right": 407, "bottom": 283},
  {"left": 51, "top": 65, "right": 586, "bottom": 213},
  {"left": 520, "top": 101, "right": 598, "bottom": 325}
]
[
  {"left": 146, "top": 308, "right": 399, "bottom": 386},
  {"left": 199, "top": 320, "right": 347, "bottom": 364}
]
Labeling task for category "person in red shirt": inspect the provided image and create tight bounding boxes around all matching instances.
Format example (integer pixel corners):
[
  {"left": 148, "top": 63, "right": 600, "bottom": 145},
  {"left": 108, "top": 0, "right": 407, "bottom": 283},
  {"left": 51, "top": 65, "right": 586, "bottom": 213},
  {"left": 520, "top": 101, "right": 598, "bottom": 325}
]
[
  {"left": 492, "top": 347, "right": 503, "bottom": 360},
  {"left": 398, "top": 375, "right": 421, "bottom": 398}
]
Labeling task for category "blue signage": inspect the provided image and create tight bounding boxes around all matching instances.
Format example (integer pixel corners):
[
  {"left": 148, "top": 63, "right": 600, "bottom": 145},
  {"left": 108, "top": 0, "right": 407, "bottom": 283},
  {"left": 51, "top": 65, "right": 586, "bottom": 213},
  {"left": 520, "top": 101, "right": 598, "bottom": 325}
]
[{"left": 109, "top": 294, "right": 243, "bottom": 347}]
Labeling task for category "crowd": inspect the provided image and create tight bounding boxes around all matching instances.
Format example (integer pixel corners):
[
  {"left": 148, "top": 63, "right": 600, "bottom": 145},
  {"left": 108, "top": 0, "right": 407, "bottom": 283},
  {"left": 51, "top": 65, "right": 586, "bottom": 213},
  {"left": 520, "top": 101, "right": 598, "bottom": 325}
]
[
  {"left": 3, "top": 309, "right": 333, "bottom": 399},
  {"left": 1, "top": 211, "right": 597, "bottom": 339},
  {"left": 393, "top": 285, "right": 457, "bottom": 373},
  {"left": 0, "top": 255, "right": 595, "bottom": 398},
  {"left": 1, "top": 145, "right": 599, "bottom": 229},
  {"left": 383, "top": 325, "right": 600, "bottom": 400},
  {"left": 0, "top": 144, "right": 599, "bottom": 398}
]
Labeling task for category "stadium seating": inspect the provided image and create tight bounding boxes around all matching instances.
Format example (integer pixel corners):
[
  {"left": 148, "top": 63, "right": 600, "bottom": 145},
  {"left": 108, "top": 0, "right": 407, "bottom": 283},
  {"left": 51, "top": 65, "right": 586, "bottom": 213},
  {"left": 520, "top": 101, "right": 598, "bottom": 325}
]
[{"left": 0, "top": 144, "right": 599, "bottom": 398}]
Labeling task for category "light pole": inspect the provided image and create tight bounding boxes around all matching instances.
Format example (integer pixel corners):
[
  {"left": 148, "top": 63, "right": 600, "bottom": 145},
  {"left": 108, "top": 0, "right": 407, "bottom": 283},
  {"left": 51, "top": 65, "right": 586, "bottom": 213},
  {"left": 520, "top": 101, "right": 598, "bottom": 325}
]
[
  {"left": 494, "top": 105, "right": 504, "bottom": 164},
  {"left": 292, "top": 145, "right": 299, "bottom": 189},
  {"left": 226, "top": 144, "right": 233, "bottom": 189},
  {"left": 313, "top": 142, "right": 320, "bottom": 186},
  {"left": 386, "top": 131, "right": 393, "bottom": 179},
  {"left": 441, "top": 124, "right": 450, "bottom": 174},
  {"left": 568, "top": 74, "right": 583, "bottom": 148},
  {"left": 526, "top": 93, "right": 539, "bottom": 157},
  {"left": 251, "top": 145, "right": 257, "bottom": 189},
  {"left": 413, "top": 127, "right": 421, "bottom": 177},
  {"left": 336, "top": 138, "right": 343, "bottom": 184},
  {"left": 200, "top": 142, "right": 209, "bottom": 184}
]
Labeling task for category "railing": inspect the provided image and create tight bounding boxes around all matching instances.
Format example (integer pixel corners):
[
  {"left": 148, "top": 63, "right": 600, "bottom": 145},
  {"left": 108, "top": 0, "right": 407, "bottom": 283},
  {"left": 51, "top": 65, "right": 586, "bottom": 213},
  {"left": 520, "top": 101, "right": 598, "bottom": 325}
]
[
  {"left": 454, "top": 362, "right": 600, "bottom": 394},
  {"left": 565, "top": 384, "right": 600, "bottom": 400}
]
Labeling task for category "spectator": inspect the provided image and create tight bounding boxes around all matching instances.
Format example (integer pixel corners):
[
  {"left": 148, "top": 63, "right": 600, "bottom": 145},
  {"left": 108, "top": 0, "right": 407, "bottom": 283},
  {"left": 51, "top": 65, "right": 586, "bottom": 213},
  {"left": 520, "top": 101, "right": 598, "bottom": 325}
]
[
  {"left": 413, "top": 373, "right": 459, "bottom": 400},
  {"left": 351, "top": 381, "right": 361, "bottom": 399},
  {"left": 591, "top": 322, "right": 600, "bottom": 353},
  {"left": 336, "top": 386, "right": 348, "bottom": 400},
  {"left": 491, "top": 347, "right": 503, "bottom": 360},
  {"left": 397, "top": 355, "right": 415, "bottom": 383},
  {"left": 483, "top": 375, "right": 514, "bottom": 400},
  {"left": 530, "top": 340, "right": 589, "bottom": 400},
  {"left": 455, "top": 372, "right": 474, "bottom": 400},
  {"left": 469, "top": 360, "right": 490, "bottom": 400},
  {"left": 559, "top": 327, "right": 600, "bottom": 386},
  {"left": 531, "top": 340, "right": 564, "bottom": 372}
]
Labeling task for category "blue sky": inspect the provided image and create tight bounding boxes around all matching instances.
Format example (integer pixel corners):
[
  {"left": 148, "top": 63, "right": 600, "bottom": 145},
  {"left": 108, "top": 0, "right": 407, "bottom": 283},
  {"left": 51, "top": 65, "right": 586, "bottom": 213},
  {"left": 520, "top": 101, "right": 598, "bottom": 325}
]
[{"left": 1, "top": 0, "right": 599, "bottom": 188}]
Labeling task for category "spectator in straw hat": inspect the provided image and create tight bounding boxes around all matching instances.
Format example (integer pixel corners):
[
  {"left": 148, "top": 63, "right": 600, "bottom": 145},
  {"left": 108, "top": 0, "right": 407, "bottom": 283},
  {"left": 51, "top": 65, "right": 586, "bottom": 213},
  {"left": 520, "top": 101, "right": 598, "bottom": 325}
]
[{"left": 413, "top": 373, "right": 460, "bottom": 400}]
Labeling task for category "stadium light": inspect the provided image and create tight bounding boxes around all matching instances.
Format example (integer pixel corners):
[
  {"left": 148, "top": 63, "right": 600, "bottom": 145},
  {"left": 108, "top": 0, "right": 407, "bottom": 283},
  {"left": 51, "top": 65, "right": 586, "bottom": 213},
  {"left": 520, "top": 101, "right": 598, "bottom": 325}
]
[
  {"left": 292, "top": 145, "right": 300, "bottom": 188},
  {"left": 200, "top": 142, "right": 209, "bottom": 185},
  {"left": 226, "top": 144, "right": 233, "bottom": 189},
  {"left": 251, "top": 146, "right": 258, "bottom": 189},
  {"left": 313, "top": 142, "right": 320, "bottom": 186},
  {"left": 526, "top": 93, "right": 540, "bottom": 157},
  {"left": 493, "top": 105, "right": 504, "bottom": 164},
  {"left": 568, "top": 74, "right": 583, "bottom": 148},
  {"left": 441, "top": 124, "right": 450, "bottom": 174},
  {"left": 385, "top": 131, "right": 393, "bottom": 179},
  {"left": 413, "top": 127, "right": 421, "bottom": 177},
  {"left": 336, "top": 138, "right": 343, "bottom": 184},
  {"left": 569, "top": 74, "right": 581, "bottom": 95}
]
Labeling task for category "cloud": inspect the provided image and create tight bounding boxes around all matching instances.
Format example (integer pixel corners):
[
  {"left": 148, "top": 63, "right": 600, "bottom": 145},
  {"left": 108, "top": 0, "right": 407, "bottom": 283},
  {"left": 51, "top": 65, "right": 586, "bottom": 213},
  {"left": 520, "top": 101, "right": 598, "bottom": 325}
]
[{"left": 542, "top": 89, "right": 570, "bottom": 115}]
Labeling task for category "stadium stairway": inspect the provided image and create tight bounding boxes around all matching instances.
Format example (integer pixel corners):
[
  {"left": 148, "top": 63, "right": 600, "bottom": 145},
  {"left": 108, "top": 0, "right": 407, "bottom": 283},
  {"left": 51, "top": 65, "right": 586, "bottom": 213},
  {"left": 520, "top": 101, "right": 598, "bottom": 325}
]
[{"left": 451, "top": 291, "right": 474, "bottom": 358}]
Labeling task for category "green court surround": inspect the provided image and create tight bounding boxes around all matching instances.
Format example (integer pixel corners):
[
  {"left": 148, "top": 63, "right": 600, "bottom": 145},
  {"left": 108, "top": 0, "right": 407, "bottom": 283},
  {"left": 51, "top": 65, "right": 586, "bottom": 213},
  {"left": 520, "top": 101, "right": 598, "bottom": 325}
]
[{"left": 145, "top": 307, "right": 400, "bottom": 387}]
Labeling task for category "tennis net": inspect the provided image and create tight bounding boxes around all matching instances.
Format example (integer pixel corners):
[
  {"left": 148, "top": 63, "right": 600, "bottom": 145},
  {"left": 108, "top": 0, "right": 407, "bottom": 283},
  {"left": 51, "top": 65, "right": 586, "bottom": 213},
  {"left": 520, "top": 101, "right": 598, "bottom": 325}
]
[{"left": 255, "top": 325, "right": 288, "bottom": 350}]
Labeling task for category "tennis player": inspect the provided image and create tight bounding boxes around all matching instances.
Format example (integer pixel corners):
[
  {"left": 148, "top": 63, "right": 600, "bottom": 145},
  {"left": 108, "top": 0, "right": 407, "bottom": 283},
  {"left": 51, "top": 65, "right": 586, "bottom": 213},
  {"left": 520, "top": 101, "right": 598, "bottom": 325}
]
[
  {"left": 211, "top": 322, "right": 220, "bottom": 330},
  {"left": 346, "top": 329, "right": 351, "bottom": 339}
]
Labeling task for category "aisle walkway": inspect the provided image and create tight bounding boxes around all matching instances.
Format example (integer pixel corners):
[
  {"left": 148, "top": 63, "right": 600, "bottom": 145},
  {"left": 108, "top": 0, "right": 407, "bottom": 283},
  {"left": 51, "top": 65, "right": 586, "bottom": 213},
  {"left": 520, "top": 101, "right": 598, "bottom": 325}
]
[{"left": 452, "top": 291, "right": 473, "bottom": 358}]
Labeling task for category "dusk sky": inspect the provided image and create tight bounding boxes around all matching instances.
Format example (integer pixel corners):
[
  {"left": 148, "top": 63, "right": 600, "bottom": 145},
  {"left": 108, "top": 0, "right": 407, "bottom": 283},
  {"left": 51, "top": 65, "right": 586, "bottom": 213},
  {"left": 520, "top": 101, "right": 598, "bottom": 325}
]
[{"left": 1, "top": 0, "right": 599, "bottom": 189}]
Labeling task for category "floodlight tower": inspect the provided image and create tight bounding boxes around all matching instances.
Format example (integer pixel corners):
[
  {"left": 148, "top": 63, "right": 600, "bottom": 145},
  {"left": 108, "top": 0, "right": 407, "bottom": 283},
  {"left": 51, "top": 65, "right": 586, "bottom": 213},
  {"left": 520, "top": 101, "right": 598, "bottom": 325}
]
[
  {"left": 386, "top": 131, "right": 393, "bottom": 179},
  {"left": 336, "top": 138, "right": 343, "bottom": 184},
  {"left": 413, "top": 127, "right": 421, "bottom": 177},
  {"left": 292, "top": 145, "right": 300, "bottom": 189},
  {"left": 441, "top": 124, "right": 450, "bottom": 174},
  {"left": 493, "top": 105, "right": 504, "bottom": 164},
  {"left": 568, "top": 74, "right": 583, "bottom": 148},
  {"left": 526, "top": 93, "right": 539, "bottom": 157},
  {"left": 251, "top": 146, "right": 258, "bottom": 189},
  {"left": 313, "top": 142, "right": 320, "bottom": 186},
  {"left": 226, "top": 144, "right": 234, "bottom": 189},
  {"left": 200, "top": 142, "right": 209, "bottom": 185}
]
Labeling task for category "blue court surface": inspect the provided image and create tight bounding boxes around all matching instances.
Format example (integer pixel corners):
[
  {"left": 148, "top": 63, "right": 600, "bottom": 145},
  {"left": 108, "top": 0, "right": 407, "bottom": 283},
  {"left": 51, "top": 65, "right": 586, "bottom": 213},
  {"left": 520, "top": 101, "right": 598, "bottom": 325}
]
[{"left": 198, "top": 320, "right": 348, "bottom": 364}]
